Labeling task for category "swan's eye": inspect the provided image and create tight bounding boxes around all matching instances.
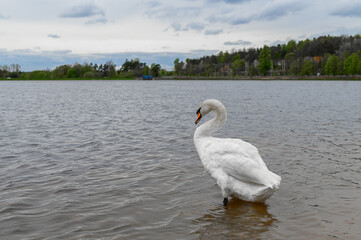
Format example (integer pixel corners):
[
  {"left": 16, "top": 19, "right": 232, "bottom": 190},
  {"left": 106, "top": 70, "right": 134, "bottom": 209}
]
[{"left": 196, "top": 108, "right": 201, "bottom": 114}]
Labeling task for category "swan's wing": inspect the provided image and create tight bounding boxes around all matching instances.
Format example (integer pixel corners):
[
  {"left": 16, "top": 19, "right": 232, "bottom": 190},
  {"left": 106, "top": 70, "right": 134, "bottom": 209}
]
[{"left": 205, "top": 138, "right": 274, "bottom": 187}]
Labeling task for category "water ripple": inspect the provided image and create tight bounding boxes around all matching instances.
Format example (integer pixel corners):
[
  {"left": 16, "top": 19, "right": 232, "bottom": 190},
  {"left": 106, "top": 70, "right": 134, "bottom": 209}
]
[{"left": 0, "top": 80, "right": 361, "bottom": 239}]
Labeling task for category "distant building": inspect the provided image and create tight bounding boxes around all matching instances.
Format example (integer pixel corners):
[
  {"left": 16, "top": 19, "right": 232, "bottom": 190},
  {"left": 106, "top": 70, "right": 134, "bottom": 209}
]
[{"left": 313, "top": 56, "right": 323, "bottom": 64}]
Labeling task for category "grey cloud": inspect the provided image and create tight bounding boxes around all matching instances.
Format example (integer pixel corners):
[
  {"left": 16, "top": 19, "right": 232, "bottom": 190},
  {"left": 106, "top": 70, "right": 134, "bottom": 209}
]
[
  {"left": 86, "top": 17, "right": 108, "bottom": 24},
  {"left": 223, "top": 0, "right": 249, "bottom": 3},
  {"left": 48, "top": 34, "right": 61, "bottom": 39},
  {"left": 207, "top": 0, "right": 250, "bottom": 4},
  {"left": 257, "top": 1, "right": 305, "bottom": 21},
  {"left": 168, "top": 23, "right": 184, "bottom": 32},
  {"left": 224, "top": 40, "right": 252, "bottom": 45},
  {"left": 270, "top": 40, "right": 287, "bottom": 46},
  {"left": 230, "top": 16, "right": 252, "bottom": 25},
  {"left": 0, "top": 13, "right": 9, "bottom": 19},
  {"left": 331, "top": 2, "right": 361, "bottom": 18},
  {"left": 60, "top": 3, "right": 105, "bottom": 18},
  {"left": 205, "top": 29, "right": 223, "bottom": 35},
  {"left": 144, "top": 0, "right": 162, "bottom": 8},
  {"left": 206, "top": 14, "right": 250, "bottom": 26},
  {"left": 168, "top": 22, "right": 205, "bottom": 32},
  {"left": 186, "top": 22, "right": 205, "bottom": 31},
  {"left": 225, "top": 0, "right": 305, "bottom": 25},
  {"left": 145, "top": 3, "right": 199, "bottom": 20}
]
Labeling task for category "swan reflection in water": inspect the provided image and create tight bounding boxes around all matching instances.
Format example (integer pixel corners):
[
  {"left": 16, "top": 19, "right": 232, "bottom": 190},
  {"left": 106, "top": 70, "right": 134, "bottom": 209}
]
[{"left": 193, "top": 199, "right": 276, "bottom": 239}]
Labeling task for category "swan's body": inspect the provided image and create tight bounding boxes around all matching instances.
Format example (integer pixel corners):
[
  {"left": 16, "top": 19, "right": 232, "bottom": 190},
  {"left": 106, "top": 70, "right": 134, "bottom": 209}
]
[{"left": 193, "top": 99, "right": 281, "bottom": 203}]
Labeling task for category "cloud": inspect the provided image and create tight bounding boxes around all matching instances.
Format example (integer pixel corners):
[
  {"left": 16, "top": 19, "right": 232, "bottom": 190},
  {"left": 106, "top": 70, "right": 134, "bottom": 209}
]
[
  {"left": 270, "top": 40, "right": 287, "bottom": 46},
  {"left": 331, "top": 1, "right": 361, "bottom": 17},
  {"left": 0, "top": 13, "right": 8, "bottom": 19},
  {"left": 207, "top": 0, "right": 250, "bottom": 4},
  {"left": 230, "top": 16, "right": 252, "bottom": 25},
  {"left": 257, "top": 0, "right": 306, "bottom": 21},
  {"left": 144, "top": 1, "right": 200, "bottom": 20},
  {"left": 205, "top": 29, "right": 223, "bottom": 35},
  {"left": 167, "top": 22, "right": 205, "bottom": 32},
  {"left": 59, "top": 3, "right": 105, "bottom": 18},
  {"left": 209, "top": 0, "right": 305, "bottom": 26},
  {"left": 48, "top": 34, "right": 61, "bottom": 39},
  {"left": 185, "top": 22, "right": 205, "bottom": 31},
  {"left": 224, "top": 40, "right": 252, "bottom": 45},
  {"left": 86, "top": 17, "right": 108, "bottom": 24}
]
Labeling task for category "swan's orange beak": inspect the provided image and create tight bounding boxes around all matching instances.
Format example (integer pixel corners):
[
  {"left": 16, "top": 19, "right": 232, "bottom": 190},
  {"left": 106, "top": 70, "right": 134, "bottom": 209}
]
[
  {"left": 195, "top": 108, "right": 202, "bottom": 124},
  {"left": 195, "top": 112, "right": 202, "bottom": 124}
]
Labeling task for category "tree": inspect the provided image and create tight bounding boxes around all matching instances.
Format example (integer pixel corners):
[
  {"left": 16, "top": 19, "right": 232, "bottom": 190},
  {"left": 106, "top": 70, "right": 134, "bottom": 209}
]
[
  {"left": 174, "top": 58, "right": 181, "bottom": 75},
  {"left": 289, "top": 59, "right": 301, "bottom": 75},
  {"left": 286, "top": 40, "right": 297, "bottom": 53},
  {"left": 103, "top": 60, "right": 116, "bottom": 77},
  {"left": 325, "top": 55, "right": 340, "bottom": 75},
  {"left": 344, "top": 53, "right": 360, "bottom": 75},
  {"left": 258, "top": 45, "right": 271, "bottom": 75},
  {"left": 231, "top": 54, "right": 245, "bottom": 75},
  {"left": 143, "top": 65, "right": 150, "bottom": 76},
  {"left": 83, "top": 72, "right": 95, "bottom": 78},
  {"left": 151, "top": 63, "right": 161, "bottom": 77},
  {"left": 121, "top": 58, "right": 146, "bottom": 77},
  {"left": 67, "top": 68, "right": 79, "bottom": 78},
  {"left": 217, "top": 51, "right": 225, "bottom": 64},
  {"left": 51, "top": 65, "right": 70, "bottom": 79},
  {"left": 300, "top": 59, "right": 314, "bottom": 75}
]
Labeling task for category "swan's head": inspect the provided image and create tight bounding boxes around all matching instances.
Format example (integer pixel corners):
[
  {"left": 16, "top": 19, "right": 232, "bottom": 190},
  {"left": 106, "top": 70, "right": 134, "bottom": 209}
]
[{"left": 195, "top": 99, "right": 225, "bottom": 124}]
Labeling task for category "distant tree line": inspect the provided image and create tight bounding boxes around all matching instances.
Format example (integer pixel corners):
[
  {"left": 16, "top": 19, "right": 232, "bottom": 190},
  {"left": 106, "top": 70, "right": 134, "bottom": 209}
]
[
  {"left": 0, "top": 64, "right": 21, "bottom": 79},
  {"left": 173, "top": 34, "right": 361, "bottom": 77},
  {"left": 0, "top": 59, "right": 165, "bottom": 80},
  {"left": 2, "top": 34, "right": 361, "bottom": 80}
]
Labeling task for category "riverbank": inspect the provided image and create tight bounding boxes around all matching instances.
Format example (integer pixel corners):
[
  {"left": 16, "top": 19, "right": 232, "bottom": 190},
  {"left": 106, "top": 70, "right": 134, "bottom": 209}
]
[
  {"left": 158, "top": 75, "right": 361, "bottom": 80},
  {"left": 2, "top": 75, "right": 361, "bottom": 81}
]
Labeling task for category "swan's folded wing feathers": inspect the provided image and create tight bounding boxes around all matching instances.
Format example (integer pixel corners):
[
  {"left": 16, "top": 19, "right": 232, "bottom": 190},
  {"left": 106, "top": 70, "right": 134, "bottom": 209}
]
[{"left": 205, "top": 139, "right": 272, "bottom": 187}]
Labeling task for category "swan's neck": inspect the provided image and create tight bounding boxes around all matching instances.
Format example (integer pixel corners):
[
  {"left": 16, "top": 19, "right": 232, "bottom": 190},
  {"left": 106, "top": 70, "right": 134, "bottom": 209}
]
[{"left": 195, "top": 106, "right": 227, "bottom": 138}]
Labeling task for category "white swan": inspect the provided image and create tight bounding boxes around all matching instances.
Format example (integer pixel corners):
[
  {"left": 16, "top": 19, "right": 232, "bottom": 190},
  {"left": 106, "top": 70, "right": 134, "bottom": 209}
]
[{"left": 193, "top": 99, "right": 281, "bottom": 205}]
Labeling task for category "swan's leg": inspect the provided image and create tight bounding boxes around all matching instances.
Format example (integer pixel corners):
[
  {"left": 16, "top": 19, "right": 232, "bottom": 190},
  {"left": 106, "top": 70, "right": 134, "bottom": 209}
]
[{"left": 223, "top": 198, "right": 228, "bottom": 206}]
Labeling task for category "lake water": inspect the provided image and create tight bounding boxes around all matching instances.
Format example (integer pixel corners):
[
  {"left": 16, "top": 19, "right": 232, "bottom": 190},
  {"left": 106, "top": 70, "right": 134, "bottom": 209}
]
[{"left": 0, "top": 80, "right": 360, "bottom": 240}]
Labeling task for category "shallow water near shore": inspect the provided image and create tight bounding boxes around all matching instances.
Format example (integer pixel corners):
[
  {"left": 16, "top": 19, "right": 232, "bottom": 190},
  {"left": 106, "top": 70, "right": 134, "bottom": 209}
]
[{"left": 1, "top": 80, "right": 360, "bottom": 239}]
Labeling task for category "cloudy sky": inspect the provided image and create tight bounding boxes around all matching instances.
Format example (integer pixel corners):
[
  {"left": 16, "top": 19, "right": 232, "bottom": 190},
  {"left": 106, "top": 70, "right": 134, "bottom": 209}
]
[{"left": 1, "top": 0, "right": 361, "bottom": 71}]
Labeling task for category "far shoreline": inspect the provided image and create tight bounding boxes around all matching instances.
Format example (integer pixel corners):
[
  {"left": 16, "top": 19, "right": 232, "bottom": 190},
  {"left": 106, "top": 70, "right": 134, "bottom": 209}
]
[
  {"left": 1, "top": 75, "right": 361, "bottom": 81},
  {"left": 156, "top": 75, "right": 361, "bottom": 81}
]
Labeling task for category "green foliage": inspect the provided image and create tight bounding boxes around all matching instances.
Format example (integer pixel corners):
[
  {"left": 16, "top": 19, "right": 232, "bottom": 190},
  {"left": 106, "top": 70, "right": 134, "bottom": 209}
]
[
  {"left": 174, "top": 58, "right": 184, "bottom": 75},
  {"left": 344, "top": 53, "right": 360, "bottom": 75},
  {"left": 83, "top": 72, "right": 95, "bottom": 78},
  {"left": 325, "top": 55, "right": 340, "bottom": 75},
  {"left": 51, "top": 65, "right": 70, "bottom": 79},
  {"left": 26, "top": 70, "right": 51, "bottom": 80},
  {"left": 151, "top": 63, "right": 161, "bottom": 77},
  {"left": 232, "top": 57, "right": 245, "bottom": 75},
  {"left": 300, "top": 60, "right": 314, "bottom": 75},
  {"left": 286, "top": 40, "right": 297, "bottom": 53},
  {"left": 258, "top": 45, "right": 271, "bottom": 75},
  {"left": 143, "top": 65, "right": 150, "bottom": 76},
  {"left": 121, "top": 59, "right": 146, "bottom": 77},
  {"left": 289, "top": 59, "right": 301, "bottom": 75},
  {"left": 67, "top": 68, "right": 79, "bottom": 78},
  {"left": 217, "top": 51, "right": 229, "bottom": 64}
]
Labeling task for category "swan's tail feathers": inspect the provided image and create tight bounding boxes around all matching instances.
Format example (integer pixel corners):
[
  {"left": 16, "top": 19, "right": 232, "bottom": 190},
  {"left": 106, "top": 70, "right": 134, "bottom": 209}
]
[{"left": 264, "top": 170, "right": 281, "bottom": 190}]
